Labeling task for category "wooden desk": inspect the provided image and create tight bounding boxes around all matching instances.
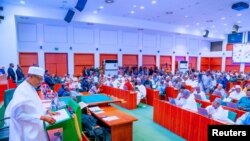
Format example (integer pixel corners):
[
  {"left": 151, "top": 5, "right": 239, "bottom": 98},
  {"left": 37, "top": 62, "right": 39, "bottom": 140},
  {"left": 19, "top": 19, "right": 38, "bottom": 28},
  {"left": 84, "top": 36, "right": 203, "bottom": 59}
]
[{"left": 91, "top": 106, "right": 137, "bottom": 141}]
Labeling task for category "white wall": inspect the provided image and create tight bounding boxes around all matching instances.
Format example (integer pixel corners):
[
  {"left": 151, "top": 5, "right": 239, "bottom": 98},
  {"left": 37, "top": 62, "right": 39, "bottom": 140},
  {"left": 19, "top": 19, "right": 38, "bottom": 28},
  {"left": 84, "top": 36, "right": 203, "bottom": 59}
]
[{"left": 1, "top": 3, "right": 230, "bottom": 75}]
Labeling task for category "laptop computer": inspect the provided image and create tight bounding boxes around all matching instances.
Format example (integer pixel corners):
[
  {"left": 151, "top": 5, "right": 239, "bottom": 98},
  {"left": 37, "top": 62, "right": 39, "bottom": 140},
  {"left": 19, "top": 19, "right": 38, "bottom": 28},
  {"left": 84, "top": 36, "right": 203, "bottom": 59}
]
[
  {"left": 194, "top": 94, "right": 202, "bottom": 100},
  {"left": 226, "top": 102, "right": 237, "bottom": 109},
  {"left": 198, "top": 107, "right": 209, "bottom": 117},
  {"left": 168, "top": 97, "right": 176, "bottom": 105}
]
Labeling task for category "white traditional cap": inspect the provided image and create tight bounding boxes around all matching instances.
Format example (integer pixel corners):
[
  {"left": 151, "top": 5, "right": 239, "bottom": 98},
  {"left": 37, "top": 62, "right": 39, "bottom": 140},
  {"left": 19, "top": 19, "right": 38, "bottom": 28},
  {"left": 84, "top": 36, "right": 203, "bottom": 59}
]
[
  {"left": 28, "top": 66, "right": 45, "bottom": 77},
  {"left": 235, "top": 85, "right": 241, "bottom": 89}
]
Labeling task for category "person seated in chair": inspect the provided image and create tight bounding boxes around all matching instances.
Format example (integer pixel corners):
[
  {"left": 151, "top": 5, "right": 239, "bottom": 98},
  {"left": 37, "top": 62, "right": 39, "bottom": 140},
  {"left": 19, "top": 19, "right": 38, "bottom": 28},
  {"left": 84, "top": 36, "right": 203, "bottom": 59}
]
[
  {"left": 176, "top": 89, "right": 198, "bottom": 112},
  {"left": 81, "top": 107, "right": 109, "bottom": 141},
  {"left": 236, "top": 89, "right": 250, "bottom": 111},
  {"left": 236, "top": 112, "right": 250, "bottom": 125},
  {"left": 135, "top": 79, "right": 146, "bottom": 105},
  {"left": 205, "top": 98, "right": 234, "bottom": 124}
]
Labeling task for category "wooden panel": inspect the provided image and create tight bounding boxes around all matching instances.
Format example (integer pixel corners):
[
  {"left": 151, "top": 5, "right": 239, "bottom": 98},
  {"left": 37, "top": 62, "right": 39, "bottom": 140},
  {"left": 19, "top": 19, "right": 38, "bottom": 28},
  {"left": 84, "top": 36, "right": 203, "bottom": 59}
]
[
  {"left": 225, "top": 57, "right": 240, "bottom": 72},
  {"left": 19, "top": 52, "right": 38, "bottom": 74},
  {"left": 210, "top": 57, "right": 222, "bottom": 71},
  {"left": 74, "top": 53, "right": 94, "bottom": 66},
  {"left": 100, "top": 54, "right": 118, "bottom": 66},
  {"left": 160, "top": 55, "right": 172, "bottom": 69},
  {"left": 226, "top": 44, "right": 233, "bottom": 51},
  {"left": 45, "top": 53, "right": 68, "bottom": 76},
  {"left": 142, "top": 55, "right": 156, "bottom": 67},
  {"left": 245, "top": 63, "right": 250, "bottom": 73},
  {"left": 188, "top": 56, "right": 197, "bottom": 70},
  {"left": 122, "top": 54, "right": 138, "bottom": 67},
  {"left": 19, "top": 52, "right": 38, "bottom": 66},
  {"left": 201, "top": 57, "right": 210, "bottom": 65}
]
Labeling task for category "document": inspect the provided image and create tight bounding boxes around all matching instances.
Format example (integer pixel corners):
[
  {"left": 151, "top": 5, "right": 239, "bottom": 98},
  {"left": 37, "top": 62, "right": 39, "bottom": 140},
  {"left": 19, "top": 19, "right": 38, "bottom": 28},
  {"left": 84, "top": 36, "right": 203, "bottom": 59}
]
[
  {"left": 46, "top": 109, "right": 70, "bottom": 126},
  {"left": 78, "top": 101, "right": 88, "bottom": 109},
  {"left": 102, "top": 116, "right": 119, "bottom": 121},
  {"left": 89, "top": 106, "right": 103, "bottom": 112}
]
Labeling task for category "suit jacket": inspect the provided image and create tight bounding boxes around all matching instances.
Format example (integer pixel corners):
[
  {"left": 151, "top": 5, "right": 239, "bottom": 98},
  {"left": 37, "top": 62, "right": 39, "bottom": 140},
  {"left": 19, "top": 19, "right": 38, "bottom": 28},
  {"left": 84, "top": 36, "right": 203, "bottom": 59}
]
[
  {"left": 7, "top": 67, "right": 16, "bottom": 82},
  {"left": 16, "top": 68, "right": 25, "bottom": 81}
]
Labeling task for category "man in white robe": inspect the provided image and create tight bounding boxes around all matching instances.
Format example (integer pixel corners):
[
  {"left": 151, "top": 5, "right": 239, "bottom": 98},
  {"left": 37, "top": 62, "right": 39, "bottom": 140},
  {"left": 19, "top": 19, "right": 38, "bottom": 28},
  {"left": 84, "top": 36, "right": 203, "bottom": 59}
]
[
  {"left": 135, "top": 79, "right": 146, "bottom": 105},
  {"left": 176, "top": 89, "right": 198, "bottom": 112},
  {"left": 206, "top": 98, "right": 234, "bottom": 124},
  {"left": 5, "top": 66, "right": 56, "bottom": 141},
  {"left": 192, "top": 86, "right": 209, "bottom": 102}
]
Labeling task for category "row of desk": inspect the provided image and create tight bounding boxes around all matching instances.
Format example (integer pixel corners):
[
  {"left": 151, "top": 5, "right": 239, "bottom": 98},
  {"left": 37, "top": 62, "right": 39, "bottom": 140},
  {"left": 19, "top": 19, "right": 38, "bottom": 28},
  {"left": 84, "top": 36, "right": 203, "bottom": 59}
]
[
  {"left": 153, "top": 99, "right": 225, "bottom": 141},
  {"left": 46, "top": 94, "right": 137, "bottom": 141}
]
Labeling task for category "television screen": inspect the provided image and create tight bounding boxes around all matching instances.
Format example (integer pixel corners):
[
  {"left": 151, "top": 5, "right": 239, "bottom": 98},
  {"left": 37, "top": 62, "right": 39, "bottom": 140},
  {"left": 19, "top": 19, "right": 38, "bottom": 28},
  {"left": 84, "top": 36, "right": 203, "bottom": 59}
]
[
  {"left": 228, "top": 32, "right": 243, "bottom": 44},
  {"left": 232, "top": 44, "right": 250, "bottom": 63}
]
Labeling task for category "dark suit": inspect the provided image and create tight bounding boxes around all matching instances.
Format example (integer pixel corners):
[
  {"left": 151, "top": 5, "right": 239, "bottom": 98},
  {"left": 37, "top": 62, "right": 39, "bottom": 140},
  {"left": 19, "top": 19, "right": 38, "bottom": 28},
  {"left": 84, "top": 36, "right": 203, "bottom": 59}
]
[
  {"left": 7, "top": 67, "right": 16, "bottom": 82},
  {"left": 16, "top": 68, "right": 24, "bottom": 81}
]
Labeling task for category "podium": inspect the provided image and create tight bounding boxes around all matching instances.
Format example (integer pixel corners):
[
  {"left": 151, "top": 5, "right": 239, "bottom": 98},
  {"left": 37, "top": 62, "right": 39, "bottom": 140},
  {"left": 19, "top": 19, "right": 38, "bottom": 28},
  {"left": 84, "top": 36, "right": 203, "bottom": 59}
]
[{"left": 45, "top": 97, "right": 82, "bottom": 141}]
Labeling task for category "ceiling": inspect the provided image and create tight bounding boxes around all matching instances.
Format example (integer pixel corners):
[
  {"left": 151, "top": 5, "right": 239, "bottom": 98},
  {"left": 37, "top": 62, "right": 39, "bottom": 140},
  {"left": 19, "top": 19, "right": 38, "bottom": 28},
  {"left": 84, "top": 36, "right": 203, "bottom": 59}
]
[{"left": 2, "top": 0, "right": 250, "bottom": 39}]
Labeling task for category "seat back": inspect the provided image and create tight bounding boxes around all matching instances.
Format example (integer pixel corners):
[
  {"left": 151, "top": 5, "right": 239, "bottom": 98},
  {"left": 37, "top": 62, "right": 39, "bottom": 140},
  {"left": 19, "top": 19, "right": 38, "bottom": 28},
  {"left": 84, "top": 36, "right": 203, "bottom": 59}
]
[
  {"left": 4, "top": 89, "right": 15, "bottom": 108},
  {"left": 228, "top": 110, "right": 237, "bottom": 122}
]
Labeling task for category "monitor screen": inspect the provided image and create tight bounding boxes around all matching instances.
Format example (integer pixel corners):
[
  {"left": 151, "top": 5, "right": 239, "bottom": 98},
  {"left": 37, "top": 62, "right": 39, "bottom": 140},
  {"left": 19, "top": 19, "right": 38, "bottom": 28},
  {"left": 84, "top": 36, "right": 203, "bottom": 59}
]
[
  {"left": 232, "top": 43, "right": 250, "bottom": 63},
  {"left": 228, "top": 32, "right": 243, "bottom": 44}
]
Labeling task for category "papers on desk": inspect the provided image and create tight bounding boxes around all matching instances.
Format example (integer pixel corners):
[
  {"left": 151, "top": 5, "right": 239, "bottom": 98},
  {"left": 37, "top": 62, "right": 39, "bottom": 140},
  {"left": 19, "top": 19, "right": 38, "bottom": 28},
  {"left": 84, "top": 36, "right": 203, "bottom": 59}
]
[
  {"left": 102, "top": 116, "right": 119, "bottom": 122},
  {"left": 42, "top": 99, "right": 51, "bottom": 109},
  {"left": 78, "top": 101, "right": 88, "bottom": 109},
  {"left": 89, "top": 106, "right": 103, "bottom": 112},
  {"left": 45, "top": 109, "right": 70, "bottom": 126}
]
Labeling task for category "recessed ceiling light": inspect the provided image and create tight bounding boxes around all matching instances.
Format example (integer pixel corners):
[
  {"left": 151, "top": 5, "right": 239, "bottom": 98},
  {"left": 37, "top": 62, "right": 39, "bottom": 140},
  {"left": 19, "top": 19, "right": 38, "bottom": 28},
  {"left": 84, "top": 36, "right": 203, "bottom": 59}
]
[
  {"left": 140, "top": 6, "right": 145, "bottom": 9},
  {"left": 185, "top": 15, "right": 189, "bottom": 18},
  {"left": 223, "top": 23, "right": 227, "bottom": 26},
  {"left": 130, "top": 10, "right": 135, "bottom": 14},
  {"left": 152, "top": 0, "right": 157, "bottom": 4},
  {"left": 105, "top": 0, "right": 114, "bottom": 3},
  {"left": 93, "top": 10, "right": 98, "bottom": 14},
  {"left": 237, "top": 20, "right": 241, "bottom": 23},
  {"left": 99, "top": 6, "right": 104, "bottom": 9},
  {"left": 206, "top": 20, "right": 213, "bottom": 23},
  {"left": 237, "top": 13, "right": 242, "bottom": 16},
  {"left": 196, "top": 22, "right": 200, "bottom": 26},
  {"left": 133, "top": 5, "right": 137, "bottom": 8},
  {"left": 211, "top": 25, "right": 215, "bottom": 28},
  {"left": 20, "top": 0, "right": 25, "bottom": 5},
  {"left": 165, "top": 11, "right": 173, "bottom": 14},
  {"left": 221, "top": 17, "right": 226, "bottom": 20}
]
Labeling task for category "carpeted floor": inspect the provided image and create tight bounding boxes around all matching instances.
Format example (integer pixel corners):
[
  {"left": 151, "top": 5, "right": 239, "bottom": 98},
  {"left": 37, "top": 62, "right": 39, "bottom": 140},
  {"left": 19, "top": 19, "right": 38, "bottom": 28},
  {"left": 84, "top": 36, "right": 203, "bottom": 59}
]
[{"left": 111, "top": 103, "right": 186, "bottom": 141}]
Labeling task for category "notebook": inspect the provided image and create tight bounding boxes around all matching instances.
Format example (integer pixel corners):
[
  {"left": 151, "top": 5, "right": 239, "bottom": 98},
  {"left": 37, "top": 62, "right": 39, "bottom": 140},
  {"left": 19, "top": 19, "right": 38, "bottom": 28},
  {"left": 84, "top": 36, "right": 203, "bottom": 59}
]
[
  {"left": 226, "top": 102, "right": 237, "bottom": 109},
  {"left": 198, "top": 107, "right": 209, "bottom": 117},
  {"left": 168, "top": 97, "right": 176, "bottom": 105},
  {"left": 194, "top": 94, "right": 202, "bottom": 100}
]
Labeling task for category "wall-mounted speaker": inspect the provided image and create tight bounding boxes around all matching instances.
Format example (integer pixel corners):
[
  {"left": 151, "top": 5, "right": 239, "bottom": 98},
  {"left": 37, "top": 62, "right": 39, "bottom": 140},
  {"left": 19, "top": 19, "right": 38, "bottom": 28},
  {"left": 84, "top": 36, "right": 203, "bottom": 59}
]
[
  {"left": 64, "top": 9, "right": 75, "bottom": 23},
  {"left": 203, "top": 30, "right": 209, "bottom": 38},
  {"left": 75, "top": 0, "right": 87, "bottom": 12}
]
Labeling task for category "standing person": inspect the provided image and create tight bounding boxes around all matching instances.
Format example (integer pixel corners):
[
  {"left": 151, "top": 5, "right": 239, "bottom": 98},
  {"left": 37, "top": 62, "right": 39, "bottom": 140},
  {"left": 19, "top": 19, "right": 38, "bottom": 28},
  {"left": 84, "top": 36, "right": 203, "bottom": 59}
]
[
  {"left": 5, "top": 66, "right": 57, "bottom": 141},
  {"left": 7, "top": 63, "right": 16, "bottom": 82},
  {"left": 16, "top": 64, "right": 25, "bottom": 81}
]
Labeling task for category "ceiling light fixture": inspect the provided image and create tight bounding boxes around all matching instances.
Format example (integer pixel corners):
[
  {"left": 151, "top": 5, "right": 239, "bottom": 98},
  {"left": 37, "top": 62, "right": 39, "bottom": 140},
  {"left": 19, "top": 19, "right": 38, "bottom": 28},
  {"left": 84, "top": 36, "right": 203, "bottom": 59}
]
[
  {"left": 196, "top": 22, "right": 200, "bottom": 26},
  {"left": 105, "top": 0, "right": 114, "bottom": 3},
  {"left": 140, "top": 6, "right": 145, "bottom": 9},
  {"left": 20, "top": 0, "right": 26, "bottom": 5},
  {"left": 133, "top": 5, "right": 137, "bottom": 8},
  {"left": 130, "top": 10, "right": 135, "bottom": 14},
  {"left": 185, "top": 15, "right": 189, "bottom": 18},
  {"left": 237, "top": 20, "right": 241, "bottom": 23},
  {"left": 152, "top": 0, "right": 157, "bottom": 4},
  {"left": 93, "top": 10, "right": 98, "bottom": 14},
  {"left": 99, "top": 6, "right": 104, "bottom": 9},
  {"left": 237, "top": 13, "right": 242, "bottom": 16},
  {"left": 221, "top": 17, "right": 225, "bottom": 20}
]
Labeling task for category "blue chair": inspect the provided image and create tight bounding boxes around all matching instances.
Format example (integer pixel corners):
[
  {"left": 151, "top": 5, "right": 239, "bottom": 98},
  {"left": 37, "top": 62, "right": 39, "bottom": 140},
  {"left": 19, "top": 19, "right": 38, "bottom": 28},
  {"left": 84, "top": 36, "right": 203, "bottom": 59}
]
[{"left": 228, "top": 110, "right": 237, "bottom": 122}]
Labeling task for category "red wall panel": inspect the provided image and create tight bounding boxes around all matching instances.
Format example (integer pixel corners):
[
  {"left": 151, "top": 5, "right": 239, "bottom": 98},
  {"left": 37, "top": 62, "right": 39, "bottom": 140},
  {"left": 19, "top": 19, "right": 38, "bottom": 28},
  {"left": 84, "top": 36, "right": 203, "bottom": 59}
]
[
  {"left": 142, "top": 55, "right": 156, "bottom": 68},
  {"left": 45, "top": 53, "right": 68, "bottom": 76},
  {"left": 122, "top": 54, "right": 138, "bottom": 67},
  {"left": 19, "top": 52, "right": 38, "bottom": 75},
  {"left": 188, "top": 56, "right": 197, "bottom": 70}
]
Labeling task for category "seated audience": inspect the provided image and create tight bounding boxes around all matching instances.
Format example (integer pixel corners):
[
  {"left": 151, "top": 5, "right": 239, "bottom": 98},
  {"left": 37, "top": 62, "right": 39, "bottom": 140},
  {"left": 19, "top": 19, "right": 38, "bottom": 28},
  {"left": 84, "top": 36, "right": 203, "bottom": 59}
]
[
  {"left": 225, "top": 85, "right": 245, "bottom": 102},
  {"left": 89, "top": 82, "right": 100, "bottom": 94},
  {"left": 58, "top": 84, "right": 70, "bottom": 97},
  {"left": 205, "top": 98, "right": 234, "bottom": 124},
  {"left": 192, "top": 86, "right": 209, "bottom": 102},
  {"left": 236, "top": 89, "right": 250, "bottom": 111},
  {"left": 176, "top": 89, "right": 198, "bottom": 112}
]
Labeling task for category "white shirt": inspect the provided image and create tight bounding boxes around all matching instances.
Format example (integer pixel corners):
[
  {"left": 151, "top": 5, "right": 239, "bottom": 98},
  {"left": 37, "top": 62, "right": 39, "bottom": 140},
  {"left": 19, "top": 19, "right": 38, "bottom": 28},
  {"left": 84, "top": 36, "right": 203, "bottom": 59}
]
[
  {"left": 206, "top": 105, "right": 234, "bottom": 124},
  {"left": 177, "top": 95, "right": 198, "bottom": 112},
  {"left": 229, "top": 91, "right": 245, "bottom": 100},
  {"left": 192, "top": 90, "right": 209, "bottom": 102},
  {"left": 5, "top": 81, "right": 48, "bottom": 141},
  {"left": 137, "top": 84, "right": 146, "bottom": 98}
]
